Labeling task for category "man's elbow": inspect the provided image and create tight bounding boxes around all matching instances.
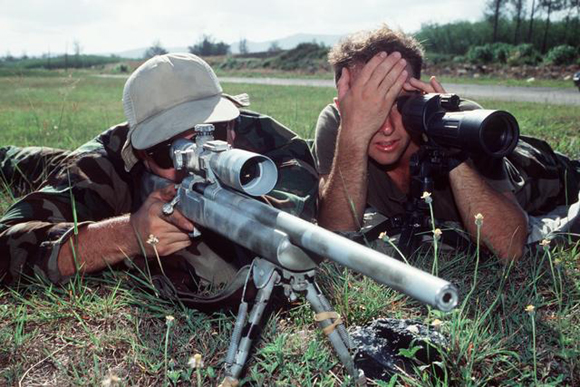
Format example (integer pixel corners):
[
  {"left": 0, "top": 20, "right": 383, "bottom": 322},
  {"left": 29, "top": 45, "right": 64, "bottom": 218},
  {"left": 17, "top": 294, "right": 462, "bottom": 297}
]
[
  {"left": 317, "top": 207, "right": 359, "bottom": 232},
  {"left": 496, "top": 223, "right": 528, "bottom": 262}
]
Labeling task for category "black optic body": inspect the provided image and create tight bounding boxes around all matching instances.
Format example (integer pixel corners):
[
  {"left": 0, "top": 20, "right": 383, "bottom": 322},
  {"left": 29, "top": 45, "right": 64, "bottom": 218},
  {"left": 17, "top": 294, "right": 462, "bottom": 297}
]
[{"left": 398, "top": 93, "right": 520, "bottom": 158}]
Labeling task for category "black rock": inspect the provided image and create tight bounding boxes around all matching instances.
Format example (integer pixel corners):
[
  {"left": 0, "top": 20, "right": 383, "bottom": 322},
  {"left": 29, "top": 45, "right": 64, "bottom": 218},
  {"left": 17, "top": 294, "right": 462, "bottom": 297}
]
[{"left": 349, "top": 318, "right": 448, "bottom": 382}]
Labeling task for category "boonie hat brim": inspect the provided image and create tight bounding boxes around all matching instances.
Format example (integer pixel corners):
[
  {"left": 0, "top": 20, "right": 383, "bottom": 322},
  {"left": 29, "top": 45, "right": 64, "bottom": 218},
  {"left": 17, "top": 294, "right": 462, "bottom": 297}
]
[{"left": 130, "top": 94, "right": 239, "bottom": 150}]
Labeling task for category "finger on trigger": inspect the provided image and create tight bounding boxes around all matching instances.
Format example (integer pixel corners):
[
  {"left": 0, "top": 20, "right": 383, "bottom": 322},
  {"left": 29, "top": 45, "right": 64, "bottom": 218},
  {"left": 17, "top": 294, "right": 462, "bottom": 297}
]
[{"left": 169, "top": 209, "right": 195, "bottom": 232}]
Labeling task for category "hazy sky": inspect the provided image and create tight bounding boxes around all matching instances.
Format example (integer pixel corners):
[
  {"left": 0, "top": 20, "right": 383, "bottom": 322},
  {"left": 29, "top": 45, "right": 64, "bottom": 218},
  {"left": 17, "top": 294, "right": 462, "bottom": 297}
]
[{"left": 2, "top": 0, "right": 489, "bottom": 56}]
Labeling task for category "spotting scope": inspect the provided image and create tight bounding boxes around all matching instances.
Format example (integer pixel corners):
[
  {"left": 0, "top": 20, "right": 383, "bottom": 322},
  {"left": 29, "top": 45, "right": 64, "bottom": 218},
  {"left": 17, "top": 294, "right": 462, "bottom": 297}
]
[{"left": 397, "top": 93, "right": 519, "bottom": 158}]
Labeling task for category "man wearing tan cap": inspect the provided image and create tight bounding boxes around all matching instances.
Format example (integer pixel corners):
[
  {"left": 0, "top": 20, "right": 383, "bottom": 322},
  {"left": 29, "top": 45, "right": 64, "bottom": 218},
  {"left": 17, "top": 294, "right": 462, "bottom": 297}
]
[{"left": 0, "top": 54, "right": 317, "bottom": 304}]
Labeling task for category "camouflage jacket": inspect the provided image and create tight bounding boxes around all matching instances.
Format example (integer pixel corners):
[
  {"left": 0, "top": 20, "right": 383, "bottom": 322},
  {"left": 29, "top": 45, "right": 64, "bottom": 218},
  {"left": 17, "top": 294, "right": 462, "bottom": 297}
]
[{"left": 0, "top": 110, "right": 319, "bottom": 285}]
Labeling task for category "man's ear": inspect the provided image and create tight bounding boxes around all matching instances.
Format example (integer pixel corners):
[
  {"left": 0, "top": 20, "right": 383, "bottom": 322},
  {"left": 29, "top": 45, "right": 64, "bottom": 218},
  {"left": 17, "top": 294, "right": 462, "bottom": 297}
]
[
  {"left": 135, "top": 149, "right": 147, "bottom": 160},
  {"left": 333, "top": 97, "right": 339, "bottom": 110},
  {"left": 135, "top": 149, "right": 152, "bottom": 170}
]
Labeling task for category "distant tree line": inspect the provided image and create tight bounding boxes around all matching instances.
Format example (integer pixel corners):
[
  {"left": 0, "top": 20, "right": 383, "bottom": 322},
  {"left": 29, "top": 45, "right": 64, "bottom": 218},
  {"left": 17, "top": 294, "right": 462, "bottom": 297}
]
[
  {"left": 416, "top": 0, "right": 580, "bottom": 58},
  {"left": 0, "top": 53, "right": 122, "bottom": 70},
  {"left": 141, "top": 35, "right": 231, "bottom": 59},
  {"left": 5, "top": 3, "right": 579, "bottom": 71}
]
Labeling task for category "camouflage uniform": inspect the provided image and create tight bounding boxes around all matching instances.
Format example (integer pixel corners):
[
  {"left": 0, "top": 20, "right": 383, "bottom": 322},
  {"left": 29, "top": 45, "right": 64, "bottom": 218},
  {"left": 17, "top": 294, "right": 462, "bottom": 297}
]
[{"left": 0, "top": 110, "right": 318, "bottom": 299}]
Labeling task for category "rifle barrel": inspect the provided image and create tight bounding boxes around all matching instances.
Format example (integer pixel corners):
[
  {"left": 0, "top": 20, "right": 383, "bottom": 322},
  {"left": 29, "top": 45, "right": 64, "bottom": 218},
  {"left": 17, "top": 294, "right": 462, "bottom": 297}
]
[{"left": 185, "top": 183, "right": 458, "bottom": 312}]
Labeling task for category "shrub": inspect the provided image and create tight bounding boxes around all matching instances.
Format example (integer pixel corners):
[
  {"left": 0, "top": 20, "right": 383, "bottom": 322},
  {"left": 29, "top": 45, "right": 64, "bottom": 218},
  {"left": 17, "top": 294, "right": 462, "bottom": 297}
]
[
  {"left": 507, "top": 44, "right": 541, "bottom": 66},
  {"left": 269, "top": 43, "right": 329, "bottom": 72},
  {"left": 490, "top": 43, "right": 514, "bottom": 64},
  {"left": 467, "top": 43, "right": 518, "bottom": 64},
  {"left": 424, "top": 52, "right": 454, "bottom": 65},
  {"left": 545, "top": 45, "right": 578, "bottom": 66},
  {"left": 113, "top": 63, "right": 129, "bottom": 73},
  {"left": 467, "top": 45, "right": 494, "bottom": 64}
]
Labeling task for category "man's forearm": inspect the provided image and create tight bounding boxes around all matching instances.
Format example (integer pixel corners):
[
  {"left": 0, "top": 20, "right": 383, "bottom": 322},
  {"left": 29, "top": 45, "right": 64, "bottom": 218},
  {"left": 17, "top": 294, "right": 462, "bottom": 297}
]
[
  {"left": 57, "top": 215, "right": 140, "bottom": 277},
  {"left": 318, "top": 131, "right": 370, "bottom": 231},
  {"left": 449, "top": 161, "right": 528, "bottom": 260}
]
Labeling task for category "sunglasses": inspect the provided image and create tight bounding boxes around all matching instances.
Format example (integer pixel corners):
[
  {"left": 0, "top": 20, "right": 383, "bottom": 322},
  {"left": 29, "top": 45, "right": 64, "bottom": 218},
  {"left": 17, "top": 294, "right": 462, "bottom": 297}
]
[
  {"left": 145, "top": 140, "right": 174, "bottom": 169},
  {"left": 144, "top": 122, "right": 231, "bottom": 169}
]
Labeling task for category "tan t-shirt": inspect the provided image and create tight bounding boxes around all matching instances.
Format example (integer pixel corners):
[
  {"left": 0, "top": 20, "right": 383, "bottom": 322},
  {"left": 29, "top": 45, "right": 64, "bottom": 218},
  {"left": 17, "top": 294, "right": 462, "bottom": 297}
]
[{"left": 313, "top": 103, "right": 511, "bottom": 223}]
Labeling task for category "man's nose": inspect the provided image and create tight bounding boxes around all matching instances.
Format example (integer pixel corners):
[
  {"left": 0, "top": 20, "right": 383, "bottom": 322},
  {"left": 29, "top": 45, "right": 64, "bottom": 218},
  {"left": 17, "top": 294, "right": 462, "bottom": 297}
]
[{"left": 379, "top": 116, "right": 395, "bottom": 136}]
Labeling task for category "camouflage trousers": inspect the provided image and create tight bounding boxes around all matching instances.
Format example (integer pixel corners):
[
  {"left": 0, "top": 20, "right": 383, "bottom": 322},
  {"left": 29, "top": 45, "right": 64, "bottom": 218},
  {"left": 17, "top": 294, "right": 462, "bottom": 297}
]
[
  {"left": 509, "top": 136, "right": 580, "bottom": 216},
  {"left": 507, "top": 136, "right": 580, "bottom": 244}
]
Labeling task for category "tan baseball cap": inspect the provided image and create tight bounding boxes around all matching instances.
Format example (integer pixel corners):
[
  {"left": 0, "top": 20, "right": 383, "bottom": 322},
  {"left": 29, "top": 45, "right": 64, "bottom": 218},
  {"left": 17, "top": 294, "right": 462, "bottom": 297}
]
[{"left": 121, "top": 53, "right": 243, "bottom": 170}]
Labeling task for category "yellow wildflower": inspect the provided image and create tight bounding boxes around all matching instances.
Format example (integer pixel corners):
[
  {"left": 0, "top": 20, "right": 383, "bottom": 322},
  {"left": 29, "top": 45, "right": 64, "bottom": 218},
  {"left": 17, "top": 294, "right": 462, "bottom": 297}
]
[
  {"left": 433, "top": 228, "right": 442, "bottom": 239},
  {"left": 188, "top": 353, "right": 204, "bottom": 369},
  {"left": 525, "top": 305, "right": 535, "bottom": 313}
]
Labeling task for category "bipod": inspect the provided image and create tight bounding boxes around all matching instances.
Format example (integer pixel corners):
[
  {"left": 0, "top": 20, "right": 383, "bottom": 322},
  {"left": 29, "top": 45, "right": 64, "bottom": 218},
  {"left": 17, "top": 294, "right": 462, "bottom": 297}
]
[{"left": 219, "top": 258, "right": 366, "bottom": 386}]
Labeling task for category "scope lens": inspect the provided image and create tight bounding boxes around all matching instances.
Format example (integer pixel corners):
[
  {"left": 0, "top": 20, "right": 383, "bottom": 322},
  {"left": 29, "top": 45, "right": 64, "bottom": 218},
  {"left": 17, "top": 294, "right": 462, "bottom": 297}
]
[
  {"left": 240, "top": 159, "right": 260, "bottom": 186},
  {"left": 481, "top": 114, "right": 515, "bottom": 155}
]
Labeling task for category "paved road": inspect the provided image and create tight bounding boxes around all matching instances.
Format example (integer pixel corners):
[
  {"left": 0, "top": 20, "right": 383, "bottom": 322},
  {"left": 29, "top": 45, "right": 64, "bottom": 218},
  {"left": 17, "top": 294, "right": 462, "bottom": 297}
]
[
  {"left": 96, "top": 74, "right": 580, "bottom": 105},
  {"left": 220, "top": 76, "right": 580, "bottom": 106}
]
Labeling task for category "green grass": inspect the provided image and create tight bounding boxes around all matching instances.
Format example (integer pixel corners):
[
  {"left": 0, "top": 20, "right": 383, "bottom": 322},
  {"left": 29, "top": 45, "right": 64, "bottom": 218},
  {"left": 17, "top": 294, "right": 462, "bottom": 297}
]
[
  {"left": 1, "top": 70, "right": 579, "bottom": 386},
  {"left": 437, "top": 75, "right": 577, "bottom": 89}
]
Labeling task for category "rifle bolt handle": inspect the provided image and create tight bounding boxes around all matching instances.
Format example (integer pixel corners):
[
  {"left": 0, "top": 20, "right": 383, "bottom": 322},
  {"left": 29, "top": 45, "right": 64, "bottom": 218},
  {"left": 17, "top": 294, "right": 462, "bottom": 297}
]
[{"left": 162, "top": 203, "right": 174, "bottom": 216}]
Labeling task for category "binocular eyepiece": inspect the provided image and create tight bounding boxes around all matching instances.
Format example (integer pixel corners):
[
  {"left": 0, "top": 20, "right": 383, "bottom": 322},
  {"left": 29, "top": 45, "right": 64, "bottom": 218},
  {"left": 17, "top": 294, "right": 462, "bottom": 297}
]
[{"left": 397, "top": 93, "right": 520, "bottom": 158}]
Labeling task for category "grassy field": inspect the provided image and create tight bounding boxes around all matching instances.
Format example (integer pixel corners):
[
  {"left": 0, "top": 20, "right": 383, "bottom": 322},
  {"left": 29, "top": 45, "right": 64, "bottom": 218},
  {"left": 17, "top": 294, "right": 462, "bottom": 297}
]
[{"left": 0, "top": 70, "right": 579, "bottom": 386}]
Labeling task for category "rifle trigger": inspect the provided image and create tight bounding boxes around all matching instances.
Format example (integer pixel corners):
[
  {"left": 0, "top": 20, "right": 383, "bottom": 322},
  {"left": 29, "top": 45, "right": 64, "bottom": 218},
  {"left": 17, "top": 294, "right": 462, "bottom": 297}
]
[{"left": 190, "top": 227, "right": 202, "bottom": 238}]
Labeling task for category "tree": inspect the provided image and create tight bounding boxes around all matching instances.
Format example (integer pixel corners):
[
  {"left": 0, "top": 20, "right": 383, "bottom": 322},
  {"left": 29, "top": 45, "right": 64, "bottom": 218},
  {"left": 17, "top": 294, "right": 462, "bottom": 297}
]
[
  {"left": 510, "top": 0, "right": 527, "bottom": 43},
  {"left": 562, "top": 0, "right": 580, "bottom": 44},
  {"left": 268, "top": 41, "right": 282, "bottom": 53},
  {"left": 72, "top": 40, "right": 83, "bottom": 68},
  {"left": 527, "top": 0, "right": 538, "bottom": 42},
  {"left": 188, "top": 35, "right": 230, "bottom": 56},
  {"left": 64, "top": 42, "right": 69, "bottom": 70},
  {"left": 539, "top": 0, "right": 565, "bottom": 52},
  {"left": 4, "top": 51, "right": 15, "bottom": 62},
  {"left": 144, "top": 41, "right": 168, "bottom": 59},
  {"left": 238, "top": 38, "right": 249, "bottom": 55},
  {"left": 486, "top": 0, "right": 507, "bottom": 42}
]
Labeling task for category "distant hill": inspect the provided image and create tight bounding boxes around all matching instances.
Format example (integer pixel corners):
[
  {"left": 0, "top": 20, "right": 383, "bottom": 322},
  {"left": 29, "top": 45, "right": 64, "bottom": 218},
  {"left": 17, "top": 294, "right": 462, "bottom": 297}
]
[
  {"left": 229, "top": 33, "right": 343, "bottom": 54},
  {"left": 109, "top": 33, "right": 344, "bottom": 59}
]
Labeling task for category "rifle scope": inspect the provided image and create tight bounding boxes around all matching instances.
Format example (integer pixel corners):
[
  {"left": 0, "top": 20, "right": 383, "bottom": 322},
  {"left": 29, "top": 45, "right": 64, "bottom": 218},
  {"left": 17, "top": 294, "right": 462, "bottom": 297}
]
[
  {"left": 398, "top": 93, "right": 519, "bottom": 158},
  {"left": 170, "top": 133, "right": 278, "bottom": 197}
]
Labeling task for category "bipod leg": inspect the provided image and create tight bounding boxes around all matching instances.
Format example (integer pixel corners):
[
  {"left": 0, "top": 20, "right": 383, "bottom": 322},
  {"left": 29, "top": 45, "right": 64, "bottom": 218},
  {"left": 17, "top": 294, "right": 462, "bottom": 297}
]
[
  {"left": 305, "top": 280, "right": 366, "bottom": 386},
  {"left": 221, "top": 260, "right": 280, "bottom": 386}
]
